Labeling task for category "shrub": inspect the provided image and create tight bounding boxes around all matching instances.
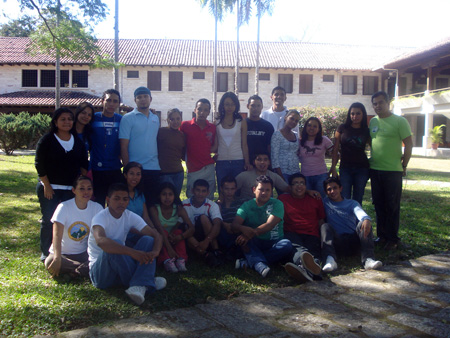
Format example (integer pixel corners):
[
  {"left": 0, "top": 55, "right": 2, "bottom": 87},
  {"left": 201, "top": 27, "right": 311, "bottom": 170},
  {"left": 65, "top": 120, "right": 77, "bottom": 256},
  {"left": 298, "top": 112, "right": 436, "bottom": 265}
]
[
  {"left": 290, "top": 106, "right": 348, "bottom": 141},
  {"left": 0, "top": 112, "right": 51, "bottom": 155}
]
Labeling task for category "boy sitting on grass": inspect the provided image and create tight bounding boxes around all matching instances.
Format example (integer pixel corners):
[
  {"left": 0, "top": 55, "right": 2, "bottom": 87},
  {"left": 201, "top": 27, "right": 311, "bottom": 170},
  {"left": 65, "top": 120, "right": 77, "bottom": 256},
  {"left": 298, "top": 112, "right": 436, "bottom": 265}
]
[
  {"left": 88, "top": 183, "right": 165, "bottom": 305},
  {"left": 321, "top": 177, "right": 382, "bottom": 273},
  {"left": 182, "top": 179, "right": 224, "bottom": 267},
  {"left": 232, "top": 175, "right": 292, "bottom": 277}
]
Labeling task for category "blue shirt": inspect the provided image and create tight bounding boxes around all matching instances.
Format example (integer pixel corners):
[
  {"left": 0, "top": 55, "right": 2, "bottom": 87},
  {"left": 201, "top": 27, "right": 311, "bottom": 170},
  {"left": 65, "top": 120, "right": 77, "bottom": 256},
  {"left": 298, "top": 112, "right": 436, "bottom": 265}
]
[
  {"left": 91, "top": 112, "right": 122, "bottom": 171},
  {"left": 127, "top": 190, "right": 146, "bottom": 217},
  {"left": 119, "top": 109, "right": 160, "bottom": 170},
  {"left": 323, "top": 197, "right": 370, "bottom": 235}
]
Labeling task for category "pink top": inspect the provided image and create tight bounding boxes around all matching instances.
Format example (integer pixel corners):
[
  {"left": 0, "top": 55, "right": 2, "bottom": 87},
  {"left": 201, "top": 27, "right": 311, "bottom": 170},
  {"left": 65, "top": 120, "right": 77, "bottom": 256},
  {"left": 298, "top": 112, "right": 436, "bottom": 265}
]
[{"left": 298, "top": 136, "right": 333, "bottom": 176}]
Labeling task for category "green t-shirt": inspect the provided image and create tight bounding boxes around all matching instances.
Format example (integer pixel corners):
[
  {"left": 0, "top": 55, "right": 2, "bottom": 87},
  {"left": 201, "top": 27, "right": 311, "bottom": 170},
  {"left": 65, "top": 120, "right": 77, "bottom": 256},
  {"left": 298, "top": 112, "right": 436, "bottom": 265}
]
[
  {"left": 369, "top": 114, "right": 412, "bottom": 171},
  {"left": 236, "top": 198, "right": 284, "bottom": 241}
]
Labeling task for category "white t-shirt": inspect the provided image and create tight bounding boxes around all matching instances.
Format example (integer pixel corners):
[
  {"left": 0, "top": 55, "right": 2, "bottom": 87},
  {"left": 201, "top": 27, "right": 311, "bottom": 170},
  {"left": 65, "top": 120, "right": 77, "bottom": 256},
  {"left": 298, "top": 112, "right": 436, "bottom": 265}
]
[
  {"left": 260, "top": 106, "right": 299, "bottom": 134},
  {"left": 50, "top": 198, "right": 103, "bottom": 255},
  {"left": 88, "top": 208, "right": 147, "bottom": 268},
  {"left": 180, "top": 198, "right": 223, "bottom": 224}
]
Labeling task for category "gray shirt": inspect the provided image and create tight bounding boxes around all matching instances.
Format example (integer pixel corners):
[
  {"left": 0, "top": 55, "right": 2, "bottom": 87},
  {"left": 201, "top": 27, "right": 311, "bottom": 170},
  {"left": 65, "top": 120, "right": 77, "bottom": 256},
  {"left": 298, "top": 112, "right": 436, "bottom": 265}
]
[{"left": 236, "top": 169, "right": 289, "bottom": 200}]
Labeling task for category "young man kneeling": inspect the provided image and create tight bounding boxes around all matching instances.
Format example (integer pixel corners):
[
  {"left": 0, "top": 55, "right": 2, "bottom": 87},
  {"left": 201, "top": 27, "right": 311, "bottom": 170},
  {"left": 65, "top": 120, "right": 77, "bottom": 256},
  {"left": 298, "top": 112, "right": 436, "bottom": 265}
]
[
  {"left": 232, "top": 175, "right": 292, "bottom": 277},
  {"left": 88, "top": 183, "right": 165, "bottom": 305},
  {"left": 321, "top": 177, "right": 382, "bottom": 272}
]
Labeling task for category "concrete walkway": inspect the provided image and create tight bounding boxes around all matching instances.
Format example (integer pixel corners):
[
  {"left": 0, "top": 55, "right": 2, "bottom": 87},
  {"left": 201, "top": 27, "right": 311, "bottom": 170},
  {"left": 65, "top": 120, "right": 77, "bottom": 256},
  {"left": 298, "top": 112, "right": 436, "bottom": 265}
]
[{"left": 46, "top": 252, "right": 450, "bottom": 338}]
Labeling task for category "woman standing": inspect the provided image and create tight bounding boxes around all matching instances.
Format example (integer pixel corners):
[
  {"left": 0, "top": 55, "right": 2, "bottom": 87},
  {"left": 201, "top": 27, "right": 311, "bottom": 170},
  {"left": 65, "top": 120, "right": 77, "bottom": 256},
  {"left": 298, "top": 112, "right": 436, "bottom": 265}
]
[
  {"left": 35, "top": 108, "right": 89, "bottom": 261},
  {"left": 330, "top": 102, "right": 370, "bottom": 205},
  {"left": 74, "top": 102, "right": 94, "bottom": 153},
  {"left": 271, "top": 109, "right": 301, "bottom": 183},
  {"left": 214, "top": 92, "right": 251, "bottom": 194},
  {"left": 298, "top": 117, "right": 333, "bottom": 197},
  {"left": 157, "top": 108, "right": 185, "bottom": 196}
]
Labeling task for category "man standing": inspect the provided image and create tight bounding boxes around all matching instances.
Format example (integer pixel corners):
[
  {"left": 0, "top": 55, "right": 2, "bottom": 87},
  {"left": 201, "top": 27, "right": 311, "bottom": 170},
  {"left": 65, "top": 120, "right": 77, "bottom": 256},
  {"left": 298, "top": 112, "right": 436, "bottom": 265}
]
[
  {"left": 91, "top": 89, "right": 123, "bottom": 206},
  {"left": 260, "top": 86, "right": 299, "bottom": 134},
  {"left": 119, "top": 87, "right": 160, "bottom": 205},
  {"left": 369, "top": 91, "right": 412, "bottom": 250}
]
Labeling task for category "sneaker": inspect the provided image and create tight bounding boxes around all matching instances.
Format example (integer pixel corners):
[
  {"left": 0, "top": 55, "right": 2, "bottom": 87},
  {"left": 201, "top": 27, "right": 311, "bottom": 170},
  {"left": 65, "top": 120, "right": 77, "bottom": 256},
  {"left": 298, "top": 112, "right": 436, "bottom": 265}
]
[
  {"left": 322, "top": 256, "right": 337, "bottom": 272},
  {"left": 155, "top": 277, "right": 167, "bottom": 291},
  {"left": 254, "top": 262, "right": 270, "bottom": 277},
  {"left": 175, "top": 258, "right": 187, "bottom": 272},
  {"left": 125, "top": 285, "right": 146, "bottom": 305},
  {"left": 300, "top": 252, "right": 322, "bottom": 276},
  {"left": 285, "top": 262, "right": 313, "bottom": 283},
  {"left": 235, "top": 258, "right": 249, "bottom": 269},
  {"left": 164, "top": 258, "right": 179, "bottom": 273},
  {"left": 364, "top": 258, "right": 382, "bottom": 270}
]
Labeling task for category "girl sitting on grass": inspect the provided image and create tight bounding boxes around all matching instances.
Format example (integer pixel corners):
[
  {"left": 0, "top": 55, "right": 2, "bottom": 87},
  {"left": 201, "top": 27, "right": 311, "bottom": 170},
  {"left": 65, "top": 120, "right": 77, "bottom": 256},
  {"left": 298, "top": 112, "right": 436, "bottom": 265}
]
[
  {"left": 45, "top": 176, "right": 103, "bottom": 278},
  {"left": 150, "top": 182, "right": 195, "bottom": 273}
]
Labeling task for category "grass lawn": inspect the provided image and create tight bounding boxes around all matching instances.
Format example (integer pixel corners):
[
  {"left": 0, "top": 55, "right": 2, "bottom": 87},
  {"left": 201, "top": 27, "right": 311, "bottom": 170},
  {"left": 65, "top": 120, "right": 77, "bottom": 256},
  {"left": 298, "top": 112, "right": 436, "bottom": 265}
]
[{"left": 0, "top": 155, "right": 449, "bottom": 337}]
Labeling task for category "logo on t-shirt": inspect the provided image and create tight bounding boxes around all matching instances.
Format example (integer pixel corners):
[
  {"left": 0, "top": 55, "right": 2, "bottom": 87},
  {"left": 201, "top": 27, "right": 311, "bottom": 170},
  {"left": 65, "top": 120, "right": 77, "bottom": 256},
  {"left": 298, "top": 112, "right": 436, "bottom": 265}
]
[
  {"left": 303, "top": 145, "right": 320, "bottom": 155},
  {"left": 371, "top": 126, "right": 379, "bottom": 133},
  {"left": 68, "top": 221, "right": 89, "bottom": 241}
]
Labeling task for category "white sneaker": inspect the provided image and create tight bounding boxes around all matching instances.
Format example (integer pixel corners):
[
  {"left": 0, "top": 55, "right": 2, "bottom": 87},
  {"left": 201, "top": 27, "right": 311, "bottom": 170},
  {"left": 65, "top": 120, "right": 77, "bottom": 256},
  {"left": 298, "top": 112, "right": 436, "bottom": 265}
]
[
  {"left": 364, "top": 258, "right": 382, "bottom": 270},
  {"left": 155, "top": 277, "right": 167, "bottom": 291},
  {"left": 125, "top": 285, "right": 146, "bottom": 305},
  {"left": 322, "top": 256, "right": 337, "bottom": 272}
]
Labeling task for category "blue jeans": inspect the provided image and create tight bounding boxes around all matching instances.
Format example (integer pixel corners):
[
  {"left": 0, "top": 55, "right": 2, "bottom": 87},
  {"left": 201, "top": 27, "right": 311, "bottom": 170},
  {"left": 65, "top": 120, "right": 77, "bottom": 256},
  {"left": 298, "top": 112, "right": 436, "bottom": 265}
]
[
  {"left": 339, "top": 167, "right": 369, "bottom": 205},
  {"left": 305, "top": 173, "right": 329, "bottom": 198},
  {"left": 36, "top": 183, "right": 74, "bottom": 257},
  {"left": 89, "top": 236, "right": 157, "bottom": 291},
  {"left": 284, "top": 232, "right": 321, "bottom": 265},
  {"left": 244, "top": 237, "right": 292, "bottom": 268},
  {"left": 160, "top": 171, "right": 184, "bottom": 197},
  {"left": 215, "top": 160, "right": 245, "bottom": 194}
]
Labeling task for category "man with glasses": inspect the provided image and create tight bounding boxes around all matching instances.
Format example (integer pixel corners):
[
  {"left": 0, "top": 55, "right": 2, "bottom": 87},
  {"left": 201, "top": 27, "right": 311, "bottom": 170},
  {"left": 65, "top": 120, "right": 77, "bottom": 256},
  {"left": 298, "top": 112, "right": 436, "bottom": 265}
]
[{"left": 279, "top": 173, "right": 325, "bottom": 283}]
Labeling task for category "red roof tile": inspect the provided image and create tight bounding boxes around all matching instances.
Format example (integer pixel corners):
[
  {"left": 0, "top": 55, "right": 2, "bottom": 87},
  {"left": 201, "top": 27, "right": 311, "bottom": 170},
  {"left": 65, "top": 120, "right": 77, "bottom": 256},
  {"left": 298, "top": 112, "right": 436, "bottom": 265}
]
[
  {"left": 0, "top": 37, "right": 411, "bottom": 71},
  {"left": 0, "top": 90, "right": 102, "bottom": 107}
]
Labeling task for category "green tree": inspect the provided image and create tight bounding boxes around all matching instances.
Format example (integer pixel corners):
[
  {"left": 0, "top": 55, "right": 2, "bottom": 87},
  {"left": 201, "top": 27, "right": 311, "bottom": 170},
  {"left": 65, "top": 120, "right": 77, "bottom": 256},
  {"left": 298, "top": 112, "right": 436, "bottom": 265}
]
[{"left": 0, "top": 15, "right": 37, "bottom": 37}]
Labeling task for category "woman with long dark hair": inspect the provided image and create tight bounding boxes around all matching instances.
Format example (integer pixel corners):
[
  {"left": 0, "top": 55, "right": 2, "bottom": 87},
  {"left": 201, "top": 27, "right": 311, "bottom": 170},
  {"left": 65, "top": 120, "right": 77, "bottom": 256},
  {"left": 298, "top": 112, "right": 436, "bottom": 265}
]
[
  {"left": 35, "top": 108, "right": 89, "bottom": 261},
  {"left": 330, "top": 102, "right": 370, "bottom": 205}
]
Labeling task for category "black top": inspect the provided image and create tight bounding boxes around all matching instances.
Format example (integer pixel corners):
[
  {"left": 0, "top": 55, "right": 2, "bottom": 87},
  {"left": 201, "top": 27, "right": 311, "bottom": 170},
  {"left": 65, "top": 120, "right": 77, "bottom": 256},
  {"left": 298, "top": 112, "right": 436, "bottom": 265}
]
[
  {"left": 337, "top": 124, "right": 370, "bottom": 169},
  {"left": 246, "top": 118, "right": 274, "bottom": 162},
  {"left": 35, "top": 133, "right": 89, "bottom": 186}
]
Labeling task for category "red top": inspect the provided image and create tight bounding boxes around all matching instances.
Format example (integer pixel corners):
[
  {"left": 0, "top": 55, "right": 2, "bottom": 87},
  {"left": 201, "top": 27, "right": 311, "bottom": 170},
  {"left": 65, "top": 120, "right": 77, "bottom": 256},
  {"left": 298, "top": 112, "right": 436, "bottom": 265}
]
[
  {"left": 278, "top": 193, "right": 325, "bottom": 238},
  {"left": 180, "top": 118, "right": 216, "bottom": 173}
]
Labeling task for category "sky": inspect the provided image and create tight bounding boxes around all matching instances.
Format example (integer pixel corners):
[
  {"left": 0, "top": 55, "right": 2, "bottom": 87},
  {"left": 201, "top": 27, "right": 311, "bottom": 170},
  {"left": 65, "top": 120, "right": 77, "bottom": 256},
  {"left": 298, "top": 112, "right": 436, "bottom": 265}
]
[{"left": 1, "top": 0, "right": 450, "bottom": 48}]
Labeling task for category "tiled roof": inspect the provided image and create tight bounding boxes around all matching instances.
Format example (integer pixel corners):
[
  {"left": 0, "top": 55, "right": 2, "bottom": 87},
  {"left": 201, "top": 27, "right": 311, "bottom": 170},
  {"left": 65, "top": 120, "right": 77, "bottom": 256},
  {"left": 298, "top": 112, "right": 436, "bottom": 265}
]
[
  {"left": 383, "top": 36, "right": 450, "bottom": 69},
  {"left": 0, "top": 37, "right": 411, "bottom": 71},
  {"left": 0, "top": 90, "right": 102, "bottom": 107}
]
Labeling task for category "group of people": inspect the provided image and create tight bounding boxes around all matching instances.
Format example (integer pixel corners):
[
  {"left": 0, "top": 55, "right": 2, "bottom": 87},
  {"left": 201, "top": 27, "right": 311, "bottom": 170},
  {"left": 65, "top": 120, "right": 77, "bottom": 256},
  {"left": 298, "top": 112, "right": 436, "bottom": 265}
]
[{"left": 35, "top": 85, "right": 412, "bottom": 305}]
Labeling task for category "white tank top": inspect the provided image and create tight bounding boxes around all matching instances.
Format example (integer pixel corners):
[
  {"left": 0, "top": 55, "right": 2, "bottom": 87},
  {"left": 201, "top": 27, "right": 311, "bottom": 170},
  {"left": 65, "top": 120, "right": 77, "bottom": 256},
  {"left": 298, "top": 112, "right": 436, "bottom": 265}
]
[{"left": 217, "top": 120, "right": 244, "bottom": 161}]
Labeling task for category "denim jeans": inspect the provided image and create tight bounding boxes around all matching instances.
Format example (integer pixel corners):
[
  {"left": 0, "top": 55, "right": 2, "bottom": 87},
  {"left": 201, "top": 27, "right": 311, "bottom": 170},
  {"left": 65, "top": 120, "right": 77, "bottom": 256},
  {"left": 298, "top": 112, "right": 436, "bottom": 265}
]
[
  {"left": 283, "top": 231, "right": 321, "bottom": 265},
  {"left": 320, "top": 221, "right": 375, "bottom": 265},
  {"left": 370, "top": 169, "right": 403, "bottom": 244},
  {"left": 215, "top": 159, "right": 245, "bottom": 194},
  {"left": 36, "top": 183, "right": 73, "bottom": 257},
  {"left": 141, "top": 170, "right": 161, "bottom": 207},
  {"left": 244, "top": 237, "right": 292, "bottom": 269},
  {"left": 89, "top": 236, "right": 157, "bottom": 291},
  {"left": 92, "top": 169, "right": 124, "bottom": 207},
  {"left": 160, "top": 171, "right": 184, "bottom": 197},
  {"left": 339, "top": 167, "right": 369, "bottom": 205},
  {"left": 305, "top": 173, "right": 329, "bottom": 198}
]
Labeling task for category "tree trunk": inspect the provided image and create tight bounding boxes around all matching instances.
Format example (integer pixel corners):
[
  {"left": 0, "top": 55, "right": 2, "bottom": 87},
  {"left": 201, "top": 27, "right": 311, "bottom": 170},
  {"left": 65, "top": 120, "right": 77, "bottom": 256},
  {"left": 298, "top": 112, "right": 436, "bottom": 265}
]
[{"left": 55, "top": 0, "right": 61, "bottom": 109}]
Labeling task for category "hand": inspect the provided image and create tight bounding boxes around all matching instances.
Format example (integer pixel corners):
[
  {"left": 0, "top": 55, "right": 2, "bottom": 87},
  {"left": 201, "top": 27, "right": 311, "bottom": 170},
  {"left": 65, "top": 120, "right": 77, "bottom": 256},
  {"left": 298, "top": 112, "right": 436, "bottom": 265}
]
[
  {"left": 245, "top": 163, "right": 253, "bottom": 171},
  {"left": 330, "top": 167, "right": 338, "bottom": 178},
  {"left": 47, "top": 257, "right": 61, "bottom": 277},
  {"left": 167, "top": 247, "right": 178, "bottom": 259},
  {"left": 402, "top": 167, "right": 407, "bottom": 177},
  {"left": 198, "top": 239, "right": 210, "bottom": 252},
  {"left": 236, "top": 234, "right": 249, "bottom": 246},
  {"left": 275, "top": 168, "right": 283, "bottom": 179},
  {"left": 307, "top": 190, "right": 321, "bottom": 200},
  {"left": 240, "top": 226, "right": 258, "bottom": 240},
  {"left": 147, "top": 250, "right": 159, "bottom": 263},
  {"left": 132, "top": 250, "right": 152, "bottom": 265},
  {"left": 43, "top": 184, "right": 54, "bottom": 200},
  {"left": 170, "top": 234, "right": 183, "bottom": 245},
  {"left": 361, "top": 220, "right": 372, "bottom": 238}
]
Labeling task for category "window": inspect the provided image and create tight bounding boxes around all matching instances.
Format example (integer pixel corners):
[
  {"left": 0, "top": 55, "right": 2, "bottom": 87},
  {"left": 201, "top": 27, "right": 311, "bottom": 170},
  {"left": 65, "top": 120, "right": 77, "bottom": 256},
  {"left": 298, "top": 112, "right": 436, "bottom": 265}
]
[
  {"left": 193, "top": 72, "right": 205, "bottom": 79},
  {"left": 299, "top": 74, "right": 313, "bottom": 94},
  {"left": 60, "top": 70, "right": 69, "bottom": 87},
  {"left": 169, "top": 71, "right": 183, "bottom": 91},
  {"left": 363, "top": 76, "right": 378, "bottom": 95},
  {"left": 237, "top": 72, "right": 248, "bottom": 93},
  {"left": 147, "top": 71, "right": 162, "bottom": 91},
  {"left": 323, "top": 75, "right": 334, "bottom": 82},
  {"left": 278, "top": 74, "right": 293, "bottom": 93},
  {"left": 41, "top": 70, "right": 55, "bottom": 87},
  {"left": 436, "top": 78, "right": 449, "bottom": 89},
  {"left": 127, "top": 70, "right": 139, "bottom": 78},
  {"left": 22, "top": 70, "right": 38, "bottom": 87},
  {"left": 72, "top": 70, "right": 88, "bottom": 88},
  {"left": 399, "top": 77, "right": 407, "bottom": 96},
  {"left": 259, "top": 73, "right": 270, "bottom": 81},
  {"left": 342, "top": 75, "right": 357, "bottom": 95},
  {"left": 217, "top": 72, "right": 228, "bottom": 92}
]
